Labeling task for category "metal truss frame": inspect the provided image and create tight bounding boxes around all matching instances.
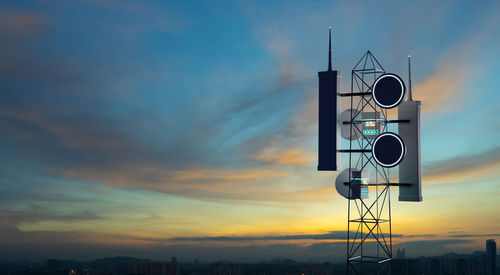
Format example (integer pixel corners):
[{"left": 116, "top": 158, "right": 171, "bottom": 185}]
[{"left": 341, "top": 51, "right": 393, "bottom": 275}]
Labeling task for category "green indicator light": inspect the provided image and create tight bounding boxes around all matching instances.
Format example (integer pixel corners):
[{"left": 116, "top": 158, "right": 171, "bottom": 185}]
[{"left": 364, "top": 121, "right": 376, "bottom": 127}]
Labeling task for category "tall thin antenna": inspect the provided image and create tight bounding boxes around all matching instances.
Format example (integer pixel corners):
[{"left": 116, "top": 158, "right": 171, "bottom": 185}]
[
  {"left": 407, "top": 55, "right": 413, "bottom": 101},
  {"left": 328, "top": 27, "right": 332, "bottom": 71}
]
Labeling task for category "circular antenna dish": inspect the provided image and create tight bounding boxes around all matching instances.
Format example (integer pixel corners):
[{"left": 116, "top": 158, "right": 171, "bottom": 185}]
[
  {"left": 372, "top": 73, "right": 406, "bottom": 109},
  {"left": 372, "top": 132, "right": 406, "bottom": 168},
  {"left": 335, "top": 168, "right": 360, "bottom": 199},
  {"left": 340, "top": 109, "right": 361, "bottom": 141}
]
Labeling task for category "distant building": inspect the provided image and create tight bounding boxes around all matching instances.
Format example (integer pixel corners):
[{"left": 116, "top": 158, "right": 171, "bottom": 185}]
[
  {"left": 392, "top": 258, "right": 408, "bottom": 275},
  {"left": 209, "top": 263, "right": 243, "bottom": 275},
  {"left": 397, "top": 248, "right": 406, "bottom": 259},
  {"left": 429, "top": 257, "right": 442, "bottom": 275},
  {"left": 407, "top": 258, "right": 420, "bottom": 275},
  {"left": 470, "top": 252, "right": 486, "bottom": 275},
  {"left": 441, "top": 253, "right": 458, "bottom": 274},
  {"left": 128, "top": 258, "right": 179, "bottom": 275},
  {"left": 416, "top": 256, "right": 428, "bottom": 274},
  {"left": 486, "top": 239, "right": 496, "bottom": 275},
  {"left": 455, "top": 258, "right": 468, "bottom": 275},
  {"left": 300, "top": 262, "right": 333, "bottom": 275}
]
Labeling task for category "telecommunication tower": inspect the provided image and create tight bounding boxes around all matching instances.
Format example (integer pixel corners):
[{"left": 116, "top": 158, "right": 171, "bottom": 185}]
[{"left": 317, "top": 28, "right": 422, "bottom": 275}]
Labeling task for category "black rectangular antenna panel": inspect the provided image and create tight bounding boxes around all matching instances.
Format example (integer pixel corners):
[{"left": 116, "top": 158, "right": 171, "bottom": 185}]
[
  {"left": 317, "top": 70, "right": 340, "bottom": 171},
  {"left": 318, "top": 28, "right": 340, "bottom": 171}
]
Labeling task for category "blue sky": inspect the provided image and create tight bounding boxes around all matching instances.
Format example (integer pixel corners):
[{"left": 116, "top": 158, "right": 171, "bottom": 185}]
[{"left": 0, "top": 0, "right": 499, "bottom": 262}]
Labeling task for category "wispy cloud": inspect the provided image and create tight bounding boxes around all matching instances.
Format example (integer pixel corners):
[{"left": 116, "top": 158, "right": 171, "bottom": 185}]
[
  {"left": 0, "top": 205, "right": 102, "bottom": 228},
  {"left": 60, "top": 165, "right": 333, "bottom": 203},
  {"left": 0, "top": 9, "right": 45, "bottom": 37},
  {"left": 0, "top": 106, "right": 163, "bottom": 170},
  {"left": 414, "top": 56, "right": 471, "bottom": 114},
  {"left": 448, "top": 233, "right": 500, "bottom": 238},
  {"left": 253, "top": 148, "right": 314, "bottom": 166},
  {"left": 168, "top": 231, "right": 414, "bottom": 242},
  {"left": 170, "top": 169, "right": 289, "bottom": 181},
  {"left": 423, "top": 147, "right": 500, "bottom": 183}
]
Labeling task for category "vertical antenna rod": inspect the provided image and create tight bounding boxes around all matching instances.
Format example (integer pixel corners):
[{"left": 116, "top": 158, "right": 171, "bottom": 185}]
[
  {"left": 328, "top": 27, "right": 332, "bottom": 71},
  {"left": 408, "top": 55, "right": 413, "bottom": 101}
]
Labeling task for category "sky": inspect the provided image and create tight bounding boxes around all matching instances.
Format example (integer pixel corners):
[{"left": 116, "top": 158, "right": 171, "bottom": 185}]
[{"left": 0, "top": 0, "right": 499, "bottom": 263}]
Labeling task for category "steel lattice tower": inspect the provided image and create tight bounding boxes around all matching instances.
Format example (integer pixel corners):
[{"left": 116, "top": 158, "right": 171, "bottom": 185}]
[{"left": 340, "top": 51, "right": 402, "bottom": 275}]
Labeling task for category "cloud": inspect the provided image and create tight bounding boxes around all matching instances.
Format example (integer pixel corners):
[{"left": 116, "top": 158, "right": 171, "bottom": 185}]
[
  {"left": 414, "top": 58, "right": 471, "bottom": 114},
  {"left": 60, "top": 165, "right": 334, "bottom": 203},
  {"left": 423, "top": 147, "right": 500, "bottom": 183},
  {"left": 170, "top": 169, "right": 289, "bottom": 181},
  {"left": 58, "top": 163, "right": 317, "bottom": 203},
  {"left": 0, "top": 206, "right": 103, "bottom": 249},
  {"left": 0, "top": 9, "right": 45, "bottom": 37},
  {"left": 168, "top": 231, "right": 356, "bottom": 242},
  {"left": 448, "top": 233, "right": 500, "bottom": 238},
  {"left": 165, "top": 232, "right": 440, "bottom": 243},
  {"left": 253, "top": 148, "right": 314, "bottom": 166},
  {"left": 412, "top": 6, "right": 500, "bottom": 115},
  {"left": 0, "top": 106, "right": 165, "bottom": 170},
  {"left": 0, "top": 3, "right": 315, "bottom": 206},
  {"left": 62, "top": 166, "right": 288, "bottom": 187},
  {"left": 0, "top": 0, "right": 322, "bottom": 206},
  {"left": 0, "top": 9, "right": 49, "bottom": 79},
  {"left": 55, "top": 0, "right": 186, "bottom": 34}
]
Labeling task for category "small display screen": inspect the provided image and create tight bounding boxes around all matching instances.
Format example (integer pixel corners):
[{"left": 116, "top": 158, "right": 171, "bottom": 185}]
[
  {"left": 363, "top": 129, "right": 379, "bottom": 135},
  {"left": 360, "top": 113, "right": 381, "bottom": 140},
  {"left": 363, "top": 120, "right": 379, "bottom": 137}
]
